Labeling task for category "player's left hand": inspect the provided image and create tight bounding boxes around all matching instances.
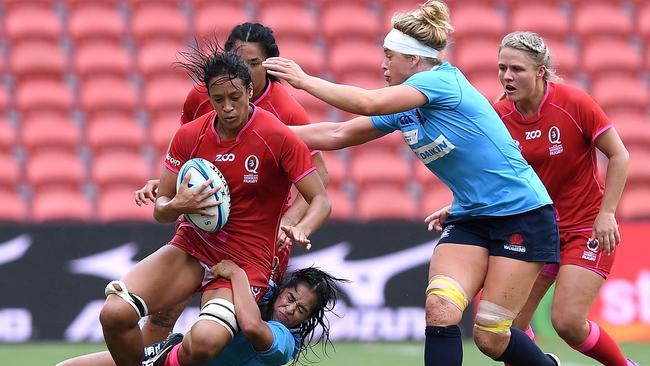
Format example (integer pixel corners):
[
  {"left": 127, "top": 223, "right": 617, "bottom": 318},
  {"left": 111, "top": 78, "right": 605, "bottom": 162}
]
[
  {"left": 211, "top": 259, "right": 243, "bottom": 279},
  {"left": 262, "top": 57, "right": 309, "bottom": 90},
  {"left": 281, "top": 225, "right": 311, "bottom": 251},
  {"left": 592, "top": 212, "right": 620, "bottom": 255}
]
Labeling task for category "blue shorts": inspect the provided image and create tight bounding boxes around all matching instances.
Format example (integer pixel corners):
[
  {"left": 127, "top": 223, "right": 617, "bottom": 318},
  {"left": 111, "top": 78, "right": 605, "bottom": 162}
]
[{"left": 439, "top": 205, "right": 559, "bottom": 263}]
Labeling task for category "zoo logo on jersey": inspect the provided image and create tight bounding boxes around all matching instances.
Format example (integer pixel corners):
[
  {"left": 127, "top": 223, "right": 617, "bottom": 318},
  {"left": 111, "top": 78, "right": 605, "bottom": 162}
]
[{"left": 243, "top": 155, "right": 259, "bottom": 183}]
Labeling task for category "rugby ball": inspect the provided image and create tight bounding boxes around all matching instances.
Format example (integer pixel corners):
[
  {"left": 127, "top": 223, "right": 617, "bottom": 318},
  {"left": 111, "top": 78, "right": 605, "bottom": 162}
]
[{"left": 176, "top": 158, "right": 231, "bottom": 232}]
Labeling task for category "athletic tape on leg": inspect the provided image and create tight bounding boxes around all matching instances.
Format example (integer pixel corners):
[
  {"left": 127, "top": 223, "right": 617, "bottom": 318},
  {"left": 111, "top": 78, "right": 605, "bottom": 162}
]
[
  {"left": 105, "top": 280, "right": 149, "bottom": 318},
  {"left": 475, "top": 300, "right": 516, "bottom": 334},
  {"left": 425, "top": 275, "right": 469, "bottom": 311},
  {"left": 198, "top": 298, "right": 238, "bottom": 338}
]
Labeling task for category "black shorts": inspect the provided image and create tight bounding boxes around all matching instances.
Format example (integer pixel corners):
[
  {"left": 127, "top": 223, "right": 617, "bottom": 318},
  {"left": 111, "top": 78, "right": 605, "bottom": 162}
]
[{"left": 438, "top": 205, "right": 560, "bottom": 263}]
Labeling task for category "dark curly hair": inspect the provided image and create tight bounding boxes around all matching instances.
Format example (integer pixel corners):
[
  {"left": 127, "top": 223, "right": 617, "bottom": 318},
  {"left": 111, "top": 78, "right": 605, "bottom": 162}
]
[
  {"left": 225, "top": 22, "right": 280, "bottom": 82},
  {"left": 264, "top": 267, "right": 347, "bottom": 363}
]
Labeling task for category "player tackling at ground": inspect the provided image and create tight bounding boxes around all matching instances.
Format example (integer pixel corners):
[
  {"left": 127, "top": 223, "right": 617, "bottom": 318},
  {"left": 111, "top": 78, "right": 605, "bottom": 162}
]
[{"left": 99, "top": 45, "right": 330, "bottom": 366}]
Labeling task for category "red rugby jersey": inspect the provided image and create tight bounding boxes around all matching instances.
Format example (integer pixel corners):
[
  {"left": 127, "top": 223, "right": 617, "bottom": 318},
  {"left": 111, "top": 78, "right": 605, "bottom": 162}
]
[
  {"left": 165, "top": 107, "right": 315, "bottom": 280},
  {"left": 493, "top": 82, "right": 612, "bottom": 231}
]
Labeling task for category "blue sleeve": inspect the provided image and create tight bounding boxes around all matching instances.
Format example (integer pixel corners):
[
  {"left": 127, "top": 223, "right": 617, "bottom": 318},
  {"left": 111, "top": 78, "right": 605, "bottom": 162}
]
[
  {"left": 404, "top": 70, "right": 461, "bottom": 108},
  {"left": 370, "top": 114, "right": 400, "bottom": 133},
  {"left": 256, "top": 321, "right": 296, "bottom": 364}
]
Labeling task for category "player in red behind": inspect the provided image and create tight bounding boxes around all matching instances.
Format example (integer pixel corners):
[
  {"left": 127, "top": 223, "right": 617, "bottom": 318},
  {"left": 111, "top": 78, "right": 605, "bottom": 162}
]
[
  {"left": 134, "top": 23, "right": 329, "bottom": 347},
  {"left": 493, "top": 31, "right": 635, "bottom": 366},
  {"left": 100, "top": 45, "right": 330, "bottom": 366}
]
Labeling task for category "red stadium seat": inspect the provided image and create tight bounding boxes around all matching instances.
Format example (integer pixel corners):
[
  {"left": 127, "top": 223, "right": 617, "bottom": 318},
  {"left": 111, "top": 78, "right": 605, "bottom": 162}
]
[
  {"left": 0, "top": 120, "right": 16, "bottom": 153},
  {"left": 625, "top": 149, "right": 650, "bottom": 187},
  {"left": 615, "top": 118, "right": 650, "bottom": 153},
  {"left": 321, "top": 151, "right": 347, "bottom": 189},
  {"left": 74, "top": 42, "right": 132, "bottom": 80},
  {"left": 21, "top": 116, "right": 82, "bottom": 155},
  {"left": 26, "top": 151, "right": 86, "bottom": 193},
  {"left": 450, "top": 3, "right": 506, "bottom": 44},
  {"left": 454, "top": 39, "right": 498, "bottom": 76},
  {"left": 0, "top": 87, "right": 8, "bottom": 115},
  {"left": 582, "top": 39, "right": 643, "bottom": 79},
  {"left": 619, "top": 186, "right": 650, "bottom": 221},
  {"left": 80, "top": 77, "right": 139, "bottom": 118},
  {"left": 131, "top": 4, "right": 189, "bottom": 45},
  {"left": 286, "top": 88, "right": 332, "bottom": 122},
  {"left": 357, "top": 186, "right": 418, "bottom": 221},
  {"left": 510, "top": 4, "right": 570, "bottom": 42},
  {"left": 591, "top": 75, "right": 649, "bottom": 116},
  {"left": 466, "top": 73, "right": 503, "bottom": 103},
  {"left": 97, "top": 188, "right": 155, "bottom": 222},
  {"left": 32, "top": 190, "right": 93, "bottom": 222},
  {"left": 349, "top": 130, "right": 404, "bottom": 156},
  {"left": 338, "top": 72, "right": 385, "bottom": 90},
  {"left": 15, "top": 80, "right": 74, "bottom": 118},
  {"left": 68, "top": 4, "right": 126, "bottom": 45},
  {"left": 639, "top": 3, "right": 650, "bottom": 42},
  {"left": 136, "top": 40, "right": 187, "bottom": 80},
  {"left": 421, "top": 185, "right": 453, "bottom": 218},
  {"left": 382, "top": 0, "right": 425, "bottom": 29},
  {"left": 4, "top": 4, "right": 63, "bottom": 43},
  {"left": 86, "top": 116, "right": 147, "bottom": 155},
  {"left": 151, "top": 116, "right": 181, "bottom": 154},
  {"left": 10, "top": 41, "right": 67, "bottom": 82},
  {"left": 279, "top": 40, "right": 326, "bottom": 77},
  {"left": 545, "top": 39, "right": 579, "bottom": 78},
  {"left": 193, "top": 3, "right": 251, "bottom": 41},
  {"left": 327, "top": 186, "right": 354, "bottom": 221},
  {"left": 329, "top": 41, "right": 384, "bottom": 79},
  {"left": 0, "top": 191, "right": 28, "bottom": 222},
  {"left": 258, "top": 4, "right": 318, "bottom": 42},
  {"left": 574, "top": 3, "right": 633, "bottom": 41},
  {"left": 415, "top": 160, "right": 445, "bottom": 187},
  {"left": 350, "top": 151, "right": 411, "bottom": 190},
  {"left": 143, "top": 76, "right": 192, "bottom": 119},
  {"left": 321, "top": 3, "right": 383, "bottom": 44},
  {"left": 92, "top": 151, "right": 152, "bottom": 190},
  {"left": 0, "top": 154, "right": 21, "bottom": 192}
]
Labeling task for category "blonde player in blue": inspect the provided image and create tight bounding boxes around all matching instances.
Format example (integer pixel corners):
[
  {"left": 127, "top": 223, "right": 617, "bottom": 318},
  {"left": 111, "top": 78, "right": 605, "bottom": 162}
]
[{"left": 263, "top": 1, "right": 561, "bottom": 365}]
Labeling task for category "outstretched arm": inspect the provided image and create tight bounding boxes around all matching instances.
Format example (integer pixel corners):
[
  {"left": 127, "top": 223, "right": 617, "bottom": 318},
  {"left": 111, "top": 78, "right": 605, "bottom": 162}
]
[
  {"left": 263, "top": 57, "right": 427, "bottom": 115},
  {"left": 289, "top": 116, "right": 386, "bottom": 151}
]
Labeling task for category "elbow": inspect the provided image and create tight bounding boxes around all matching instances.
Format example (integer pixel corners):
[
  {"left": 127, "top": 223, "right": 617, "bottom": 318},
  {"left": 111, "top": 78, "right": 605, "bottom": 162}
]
[
  {"left": 239, "top": 318, "right": 266, "bottom": 338},
  {"left": 357, "top": 98, "right": 381, "bottom": 116}
]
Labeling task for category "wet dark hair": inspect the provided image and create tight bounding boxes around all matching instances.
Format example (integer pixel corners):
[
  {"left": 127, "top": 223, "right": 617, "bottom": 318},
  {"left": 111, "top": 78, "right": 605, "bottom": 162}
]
[
  {"left": 176, "top": 39, "right": 252, "bottom": 95},
  {"left": 265, "top": 267, "right": 347, "bottom": 363},
  {"left": 225, "top": 22, "right": 280, "bottom": 82}
]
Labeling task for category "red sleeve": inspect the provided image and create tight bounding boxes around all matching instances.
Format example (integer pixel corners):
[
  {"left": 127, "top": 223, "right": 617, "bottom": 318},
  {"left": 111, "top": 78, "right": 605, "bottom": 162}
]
[
  {"left": 164, "top": 125, "right": 193, "bottom": 174},
  {"left": 279, "top": 127, "right": 316, "bottom": 183},
  {"left": 285, "top": 98, "right": 311, "bottom": 126},
  {"left": 180, "top": 86, "right": 212, "bottom": 125},
  {"left": 575, "top": 89, "right": 612, "bottom": 143}
]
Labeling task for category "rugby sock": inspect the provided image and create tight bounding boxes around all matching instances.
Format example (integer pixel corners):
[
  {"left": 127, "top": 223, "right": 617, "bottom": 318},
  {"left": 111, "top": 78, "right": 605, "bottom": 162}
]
[
  {"left": 425, "top": 325, "right": 463, "bottom": 366},
  {"left": 164, "top": 343, "right": 182, "bottom": 366},
  {"left": 495, "top": 327, "right": 555, "bottom": 366},
  {"left": 571, "top": 320, "right": 628, "bottom": 366},
  {"left": 505, "top": 325, "right": 537, "bottom": 366}
]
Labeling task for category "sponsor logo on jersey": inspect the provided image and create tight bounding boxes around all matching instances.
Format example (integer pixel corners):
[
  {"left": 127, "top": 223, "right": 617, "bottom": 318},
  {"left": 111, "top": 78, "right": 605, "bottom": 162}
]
[
  {"left": 166, "top": 153, "right": 181, "bottom": 167},
  {"left": 244, "top": 155, "right": 259, "bottom": 183},
  {"left": 440, "top": 225, "right": 454, "bottom": 239},
  {"left": 504, "top": 233, "right": 527, "bottom": 252},
  {"left": 548, "top": 126, "right": 564, "bottom": 156},
  {"left": 398, "top": 115, "right": 416, "bottom": 126},
  {"left": 582, "top": 250, "right": 597, "bottom": 261},
  {"left": 215, "top": 153, "right": 235, "bottom": 162},
  {"left": 413, "top": 135, "right": 455, "bottom": 164},
  {"left": 403, "top": 129, "right": 418, "bottom": 145},
  {"left": 525, "top": 129, "right": 542, "bottom": 140},
  {"left": 587, "top": 238, "right": 599, "bottom": 253}
]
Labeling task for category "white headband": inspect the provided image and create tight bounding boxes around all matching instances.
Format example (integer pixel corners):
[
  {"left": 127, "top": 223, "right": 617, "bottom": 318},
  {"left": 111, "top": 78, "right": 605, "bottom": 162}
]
[{"left": 383, "top": 28, "right": 440, "bottom": 58}]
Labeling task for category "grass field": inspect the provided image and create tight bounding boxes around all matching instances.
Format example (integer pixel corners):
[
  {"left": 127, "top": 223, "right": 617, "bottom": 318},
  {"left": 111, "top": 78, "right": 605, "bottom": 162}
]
[{"left": 1, "top": 340, "right": 647, "bottom": 366}]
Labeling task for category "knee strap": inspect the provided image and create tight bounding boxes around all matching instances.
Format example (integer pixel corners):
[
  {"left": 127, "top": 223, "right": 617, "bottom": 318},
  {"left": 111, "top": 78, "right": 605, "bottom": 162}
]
[
  {"left": 474, "top": 300, "right": 516, "bottom": 334},
  {"left": 198, "top": 299, "right": 238, "bottom": 339},
  {"left": 105, "top": 280, "right": 148, "bottom": 319},
  {"left": 425, "top": 275, "right": 469, "bottom": 311}
]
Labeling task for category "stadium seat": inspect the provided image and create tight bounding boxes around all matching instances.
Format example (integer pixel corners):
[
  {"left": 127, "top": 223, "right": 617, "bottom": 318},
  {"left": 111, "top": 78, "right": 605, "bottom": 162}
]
[
  {"left": 26, "top": 151, "right": 86, "bottom": 193},
  {"left": 321, "top": 151, "right": 347, "bottom": 189},
  {"left": 151, "top": 116, "right": 181, "bottom": 154},
  {"left": 544, "top": 39, "right": 579, "bottom": 78},
  {"left": 421, "top": 185, "right": 453, "bottom": 218},
  {"left": 382, "top": 0, "right": 426, "bottom": 29},
  {"left": 350, "top": 151, "right": 411, "bottom": 190},
  {"left": 15, "top": 80, "right": 74, "bottom": 118},
  {"left": 639, "top": 3, "right": 650, "bottom": 42},
  {"left": 68, "top": 4, "right": 126, "bottom": 45},
  {"left": 21, "top": 116, "right": 82, "bottom": 155},
  {"left": 136, "top": 40, "right": 187, "bottom": 81},
  {"left": 591, "top": 75, "right": 649, "bottom": 116},
  {"left": 357, "top": 185, "right": 418, "bottom": 221},
  {"left": 574, "top": 3, "right": 633, "bottom": 41},
  {"left": 286, "top": 88, "right": 332, "bottom": 123},
  {"left": 0, "top": 154, "right": 21, "bottom": 192},
  {"left": 0, "top": 87, "right": 8, "bottom": 115},
  {"left": 466, "top": 73, "right": 503, "bottom": 102},
  {"left": 73, "top": 42, "right": 132, "bottom": 80},
  {"left": 619, "top": 186, "right": 650, "bottom": 221},
  {"left": 0, "top": 191, "right": 28, "bottom": 222},
  {"left": 86, "top": 116, "right": 147, "bottom": 155},
  {"left": 144, "top": 76, "right": 192, "bottom": 120},
  {"left": 80, "top": 77, "right": 139, "bottom": 118},
  {"left": 613, "top": 116, "right": 650, "bottom": 151},
  {"left": 510, "top": 4, "right": 570, "bottom": 42},
  {"left": 338, "top": 72, "right": 385, "bottom": 90},
  {"left": 258, "top": 3, "right": 318, "bottom": 42},
  {"left": 454, "top": 39, "right": 499, "bottom": 76},
  {"left": 329, "top": 40, "right": 384, "bottom": 79},
  {"left": 321, "top": 3, "right": 383, "bottom": 44},
  {"left": 279, "top": 40, "right": 326, "bottom": 77},
  {"left": 97, "top": 187, "right": 155, "bottom": 222},
  {"left": 414, "top": 160, "right": 445, "bottom": 188},
  {"left": 131, "top": 4, "right": 189, "bottom": 45},
  {"left": 327, "top": 186, "right": 354, "bottom": 221},
  {"left": 625, "top": 149, "right": 650, "bottom": 188},
  {"left": 450, "top": 3, "right": 506, "bottom": 44},
  {"left": 193, "top": 3, "right": 251, "bottom": 41},
  {"left": 31, "top": 190, "right": 93, "bottom": 222},
  {"left": 92, "top": 151, "right": 152, "bottom": 191},
  {"left": 0, "top": 120, "right": 16, "bottom": 153},
  {"left": 4, "top": 4, "right": 63, "bottom": 43},
  {"left": 9, "top": 41, "right": 67, "bottom": 82},
  {"left": 350, "top": 130, "right": 405, "bottom": 155},
  {"left": 582, "top": 39, "right": 643, "bottom": 79}
]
